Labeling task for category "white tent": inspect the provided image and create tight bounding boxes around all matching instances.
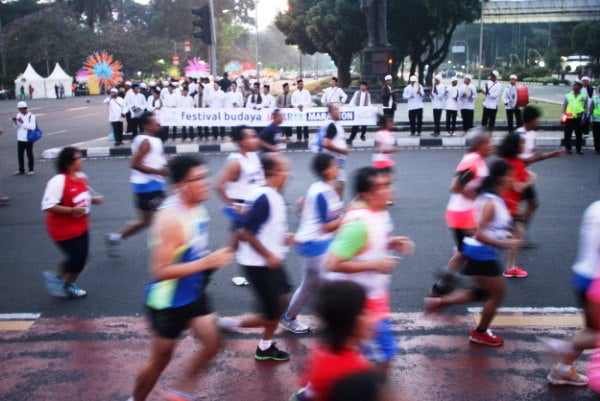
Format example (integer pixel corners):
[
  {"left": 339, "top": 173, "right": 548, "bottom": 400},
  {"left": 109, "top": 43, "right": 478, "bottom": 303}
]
[
  {"left": 44, "top": 63, "right": 73, "bottom": 98},
  {"left": 14, "top": 63, "right": 46, "bottom": 99}
]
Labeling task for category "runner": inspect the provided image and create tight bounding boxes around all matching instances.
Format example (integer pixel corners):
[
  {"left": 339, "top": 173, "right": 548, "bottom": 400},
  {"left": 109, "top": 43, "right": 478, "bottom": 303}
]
[
  {"left": 128, "top": 155, "right": 233, "bottom": 401},
  {"left": 289, "top": 280, "right": 373, "bottom": 401},
  {"left": 320, "top": 104, "right": 349, "bottom": 199},
  {"left": 372, "top": 114, "right": 400, "bottom": 171},
  {"left": 425, "top": 160, "right": 522, "bottom": 346},
  {"left": 218, "top": 153, "right": 293, "bottom": 361},
  {"left": 280, "top": 153, "right": 343, "bottom": 334},
  {"left": 41, "top": 147, "right": 103, "bottom": 298},
  {"left": 215, "top": 126, "right": 265, "bottom": 233},
  {"left": 516, "top": 105, "right": 563, "bottom": 246},
  {"left": 430, "top": 128, "right": 494, "bottom": 296},
  {"left": 538, "top": 195, "right": 600, "bottom": 386},
  {"left": 106, "top": 112, "right": 167, "bottom": 257},
  {"left": 326, "top": 167, "right": 414, "bottom": 376},
  {"left": 497, "top": 133, "right": 535, "bottom": 278}
]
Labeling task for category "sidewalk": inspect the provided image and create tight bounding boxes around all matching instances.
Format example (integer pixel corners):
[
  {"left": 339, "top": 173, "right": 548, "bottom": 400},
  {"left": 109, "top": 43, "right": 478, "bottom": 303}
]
[
  {"left": 41, "top": 129, "right": 588, "bottom": 160},
  {"left": 1, "top": 311, "right": 596, "bottom": 401}
]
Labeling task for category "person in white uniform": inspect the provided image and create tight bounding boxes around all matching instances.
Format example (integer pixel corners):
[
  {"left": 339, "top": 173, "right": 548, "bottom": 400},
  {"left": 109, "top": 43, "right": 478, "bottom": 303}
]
[
  {"left": 430, "top": 74, "right": 446, "bottom": 137},
  {"left": 178, "top": 86, "right": 196, "bottom": 141},
  {"left": 459, "top": 75, "right": 477, "bottom": 133},
  {"left": 207, "top": 82, "right": 226, "bottom": 140},
  {"left": 104, "top": 88, "right": 126, "bottom": 146},
  {"left": 291, "top": 79, "right": 312, "bottom": 141},
  {"left": 402, "top": 75, "right": 425, "bottom": 136},
  {"left": 348, "top": 81, "right": 372, "bottom": 144},
  {"left": 321, "top": 77, "right": 347, "bottom": 106},
  {"left": 12, "top": 101, "right": 37, "bottom": 175},
  {"left": 445, "top": 77, "right": 460, "bottom": 136},
  {"left": 503, "top": 74, "right": 523, "bottom": 133},
  {"left": 482, "top": 70, "right": 503, "bottom": 130}
]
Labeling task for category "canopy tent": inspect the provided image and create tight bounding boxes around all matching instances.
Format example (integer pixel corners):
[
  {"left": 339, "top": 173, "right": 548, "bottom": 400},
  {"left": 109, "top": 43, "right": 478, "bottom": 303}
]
[
  {"left": 14, "top": 63, "right": 46, "bottom": 99},
  {"left": 44, "top": 63, "right": 73, "bottom": 98}
]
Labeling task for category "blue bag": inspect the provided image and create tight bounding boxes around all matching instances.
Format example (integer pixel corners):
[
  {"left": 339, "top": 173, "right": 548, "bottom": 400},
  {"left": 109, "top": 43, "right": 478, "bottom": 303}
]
[{"left": 26, "top": 115, "right": 42, "bottom": 142}]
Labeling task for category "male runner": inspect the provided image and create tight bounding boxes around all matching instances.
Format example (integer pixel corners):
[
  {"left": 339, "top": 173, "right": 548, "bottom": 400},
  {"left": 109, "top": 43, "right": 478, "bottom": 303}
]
[{"left": 128, "top": 155, "right": 233, "bottom": 401}]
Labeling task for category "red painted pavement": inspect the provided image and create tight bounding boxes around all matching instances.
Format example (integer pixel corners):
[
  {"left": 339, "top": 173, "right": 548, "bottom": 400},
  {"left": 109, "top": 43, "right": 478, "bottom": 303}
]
[{"left": 0, "top": 313, "right": 597, "bottom": 401}]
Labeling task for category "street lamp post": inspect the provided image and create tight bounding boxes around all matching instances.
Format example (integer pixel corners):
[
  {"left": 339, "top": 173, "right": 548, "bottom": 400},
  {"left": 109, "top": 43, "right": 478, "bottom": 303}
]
[
  {"left": 255, "top": 0, "right": 260, "bottom": 81},
  {"left": 477, "top": 0, "right": 485, "bottom": 88}
]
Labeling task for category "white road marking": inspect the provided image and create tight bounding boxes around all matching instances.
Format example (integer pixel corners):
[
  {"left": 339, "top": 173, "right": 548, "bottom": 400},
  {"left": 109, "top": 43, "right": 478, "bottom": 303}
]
[
  {"left": 467, "top": 307, "right": 581, "bottom": 314},
  {"left": 66, "top": 106, "right": 90, "bottom": 111},
  {"left": 72, "top": 112, "right": 99, "bottom": 119},
  {"left": 46, "top": 129, "right": 67, "bottom": 136},
  {"left": 0, "top": 313, "right": 41, "bottom": 320},
  {"left": 35, "top": 113, "right": 46, "bottom": 117}
]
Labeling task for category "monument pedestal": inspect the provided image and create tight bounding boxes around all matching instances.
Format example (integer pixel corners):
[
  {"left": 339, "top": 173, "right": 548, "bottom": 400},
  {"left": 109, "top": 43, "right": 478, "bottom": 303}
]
[{"left": 361, "top": 46, "right": 395, "bottom": 85}]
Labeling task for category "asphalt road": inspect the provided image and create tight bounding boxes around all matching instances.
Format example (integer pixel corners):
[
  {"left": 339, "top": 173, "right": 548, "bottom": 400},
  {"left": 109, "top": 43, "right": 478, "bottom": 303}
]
[{"left": 0, "top": 148, "right": 598, "bottom": 318}]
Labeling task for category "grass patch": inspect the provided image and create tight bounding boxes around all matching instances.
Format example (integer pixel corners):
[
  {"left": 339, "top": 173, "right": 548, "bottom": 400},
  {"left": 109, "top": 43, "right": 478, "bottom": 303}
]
[{"left": 473, "top": 93, "right": 562, "bottom": 121}]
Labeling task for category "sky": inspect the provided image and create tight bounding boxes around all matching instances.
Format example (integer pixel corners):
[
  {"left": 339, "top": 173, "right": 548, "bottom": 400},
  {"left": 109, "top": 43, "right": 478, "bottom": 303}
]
[{"left": 133, "top": 0, "right": 288, "bottom": 30}]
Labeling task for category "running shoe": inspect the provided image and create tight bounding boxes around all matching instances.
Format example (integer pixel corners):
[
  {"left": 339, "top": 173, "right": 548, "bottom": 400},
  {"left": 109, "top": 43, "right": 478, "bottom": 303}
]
[
  {"left": 105, "top": 233, "right": 121, "bottom": 258},
  {"left": 547, "top": 365, "right": 589, "bottom": 386},
  {"left": 424, "top": 297, "right": 444, "bottom": 314},
  {"left": 279, "top": 317, "right": 310, "bottom": 334},
  {"left": 42, "top": 271, "right": 67, "bottom": 298},
  {"left": 289, "top": 388, "right": 311, "bottom": 401},
  {"left": 503, "top": 266, "right": 528, "bottom": 278},
  {"left": 0, "top": 195, "right": 10, "bottom": 204},
  {"left": 469, "top": 329, "right": 504, "bottom": 346},
  {"left": 65, "top": 283, "right": 87, "bottom": 298},
  {"left": 254, "top": 342, "right": 290, "bottom": 361}
]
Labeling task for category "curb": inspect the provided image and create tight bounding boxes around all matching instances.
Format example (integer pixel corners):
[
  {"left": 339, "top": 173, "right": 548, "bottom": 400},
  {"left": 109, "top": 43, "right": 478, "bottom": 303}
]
[{"left": 41, "top": 136, "right": 586, "bottom": 159}]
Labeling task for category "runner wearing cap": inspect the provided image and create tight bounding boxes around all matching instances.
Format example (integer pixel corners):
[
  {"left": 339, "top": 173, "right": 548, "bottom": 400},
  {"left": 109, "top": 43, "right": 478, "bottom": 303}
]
[
  {"left": 12, "top": 101, "right": 36, "bottom": 175},
  {"left": 503, "top": 74, "right": 522, "bottom": 133},
  {"left": 482, "top": 71, "right": 502, "bottom": 130}
]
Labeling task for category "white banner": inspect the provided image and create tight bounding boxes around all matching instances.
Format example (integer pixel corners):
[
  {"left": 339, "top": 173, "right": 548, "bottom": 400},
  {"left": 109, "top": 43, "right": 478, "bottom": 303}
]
[{"left": 158, "top": 106, "right": 378, "bottom": 127}]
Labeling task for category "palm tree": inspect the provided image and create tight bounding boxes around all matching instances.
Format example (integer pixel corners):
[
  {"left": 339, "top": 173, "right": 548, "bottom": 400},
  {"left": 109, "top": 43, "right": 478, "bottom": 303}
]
[{"left": 68, "top": 0, "right": 113, "bottom": 28}]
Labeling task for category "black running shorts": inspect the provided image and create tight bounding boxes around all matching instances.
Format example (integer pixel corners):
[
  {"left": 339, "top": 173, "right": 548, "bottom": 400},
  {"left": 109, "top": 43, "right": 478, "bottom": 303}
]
[
  {"left": 146, "top": 296, "right": 213, "bottom": 339},
  {"left": 242, "top": 265, "right": 292, "bottom": 321},
  {"left": 461, "top": 259, "right": 502, "bottom": 277},
  {"left": 135, "top": 191, "right": 165, "bottom": 212}
]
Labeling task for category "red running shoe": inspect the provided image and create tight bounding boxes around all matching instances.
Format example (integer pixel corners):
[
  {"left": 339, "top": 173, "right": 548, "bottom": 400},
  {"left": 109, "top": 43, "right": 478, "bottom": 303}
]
[
  {"left": 469, "top": 329, "right": 504, "bottom": 346},
  {"left": 503, "top": 266, "right": 528, "bottom": 278}
]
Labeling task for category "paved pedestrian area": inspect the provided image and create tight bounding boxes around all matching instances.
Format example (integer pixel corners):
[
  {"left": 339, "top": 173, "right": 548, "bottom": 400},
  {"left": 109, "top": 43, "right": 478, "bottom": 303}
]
[{"left": 1, "top": 311, "right": 597, "bottom": 401}]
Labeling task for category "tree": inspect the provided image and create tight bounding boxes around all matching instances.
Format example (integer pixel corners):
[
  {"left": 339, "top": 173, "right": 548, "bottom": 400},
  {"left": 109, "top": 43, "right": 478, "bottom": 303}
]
[
  {"left": 276, "top": 0, "right": 365, "bottom": 87},
  {"left": 571, "top": 21, "right": 600, "bottom": 70},
  {"left": 389, "top": 0, "right": 480, "bottom": 85},
  {"left": 69, "top": 0, "right": 113, "bottom": 29}
]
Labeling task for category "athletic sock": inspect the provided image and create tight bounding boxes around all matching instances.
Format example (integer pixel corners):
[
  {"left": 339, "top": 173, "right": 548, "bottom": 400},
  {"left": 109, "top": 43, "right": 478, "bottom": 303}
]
[
  {"left": 476, "top": 327, "right": 486, "bottom": 334},
  {"left": 217, "top": 317, "right": 241, "bottom": 329},
  {"left": 282, "top": 313, "right": 294, "bottom": 322},
  {"left": 258, "top": 339, "right": 273, "bottom": 351},
  {"left": 109, "top": 233, "right": 122, "bottom": 241},
  {"left": 555, "top": 363, "right": 573, "bottom": 375}
]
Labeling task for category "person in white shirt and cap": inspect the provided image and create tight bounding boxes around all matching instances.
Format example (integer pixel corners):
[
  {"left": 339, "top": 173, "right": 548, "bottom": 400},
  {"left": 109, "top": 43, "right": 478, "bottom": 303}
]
[
  {"left": 207, "top": 81, "right": 227, "bottom": 140},
  {"left": 178, "top": 86, "right": 196, "bottom": 141},
  {"left": 261, "top": 84, "right": 276, "bottom": 109},
  {"left": 130, "top": 84, "right": 148, "bottom": 139},
  {"left": 162, "top": 83, "right": 179, "bottom": 142},
  {"left": 430, "top": 73, "right": 446, "bottom": 137},
  {"left": 123, "top": 80, "right": 135, "bottom": 134},
  {"left": 103, "top": 88, "right": 126, "bottom": 146},
  {"left": 503, "top": 74, "right": 522, "bottom": 132},
  {"left": 459, "top": 74, "right": 477, "bottom": 133},
  {"left": 347, "top": 81, "right": 372, "bottom": 144},
  {"left": 382, "top": 74, "right": 397, "bottom": 119},
  {"left": 291, "top": 79, "right": 312, "bottom": 141},
  {"left": 446, "top": 77, "right": 460, "bottom": 136},
  {"left": 403, "top": 75, "right": 425, "bottom": 136},
  {"left": 321, "top": 77, "right": 347, "bottom": 106},
  {"left": 482, "top": 70, "right": 503, "bottom": 130},
  {"left": 12, "top": 101, "right": 37, "bottom": 175},
  {"left": 245, "top": 82, "right": 263, "bottom": 109}
]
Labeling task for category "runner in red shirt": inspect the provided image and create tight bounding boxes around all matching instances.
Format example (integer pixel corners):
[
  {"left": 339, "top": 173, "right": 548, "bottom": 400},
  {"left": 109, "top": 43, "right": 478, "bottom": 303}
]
[
  {"left": 290, "top": 280, "right": 374, "bottom": 401},
  {"left": 498, "top": 133, "right": 536, "bottom": 278},
  {"left": 41, "top": 147, "right": 103, "bottom": 298}
]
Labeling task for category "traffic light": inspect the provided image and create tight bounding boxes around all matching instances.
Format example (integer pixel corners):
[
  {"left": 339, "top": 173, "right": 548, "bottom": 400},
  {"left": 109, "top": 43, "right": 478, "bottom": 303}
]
[{"left": 192, "top": 5, "right": 212, "bottom": 45}]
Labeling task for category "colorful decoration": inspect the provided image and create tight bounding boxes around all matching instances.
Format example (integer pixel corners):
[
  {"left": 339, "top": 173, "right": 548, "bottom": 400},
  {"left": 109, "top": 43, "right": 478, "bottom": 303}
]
[
  {"left": 75, "top": 69, "right": 91, "bottom": 82},
  {"left": 184, "top": 57, "right": 210, "bottom": 78},
  {"left": 224, "top": 61, "right": 242, "bottom": 73},
  {"left": 241, "top": 62, "right": 256, "bottom": 72},
  {"left": 82, "top": 51, "right": 123, "bottom": 88}
]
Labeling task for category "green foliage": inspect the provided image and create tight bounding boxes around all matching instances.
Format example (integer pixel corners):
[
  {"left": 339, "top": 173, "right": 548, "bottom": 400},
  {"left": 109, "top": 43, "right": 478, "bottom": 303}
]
[
  {"left": 571, "top": 22, "right": 600, "bottom": 64},
  {"left": 68, "top": 0, "right": 113, "bottom": 28},
  {"left": 522, "top": 77, "right": 569, "bottom": 86},
  {"left": 276, "top": 0, "right": 365, "bottom": 87}
]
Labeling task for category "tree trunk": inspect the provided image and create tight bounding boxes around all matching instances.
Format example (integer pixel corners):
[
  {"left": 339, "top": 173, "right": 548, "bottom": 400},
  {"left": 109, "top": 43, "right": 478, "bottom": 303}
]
[{"left": 336, "top": 54, "right": 352, "bottom": 88}]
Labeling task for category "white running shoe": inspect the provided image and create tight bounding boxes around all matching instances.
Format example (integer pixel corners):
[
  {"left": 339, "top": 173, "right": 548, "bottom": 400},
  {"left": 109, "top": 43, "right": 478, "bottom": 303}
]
[
  {"left": 279, "top": 317, "right": 310, "bottom": 334},
  {"left": 105, "top": 233, "right": 121, "bottom": 258},
  {"left": 547, "top": 365, "right": 589, "bottom": 386},
  {"left": 42, "top": 271, "right": 67, "bottom": 298}
]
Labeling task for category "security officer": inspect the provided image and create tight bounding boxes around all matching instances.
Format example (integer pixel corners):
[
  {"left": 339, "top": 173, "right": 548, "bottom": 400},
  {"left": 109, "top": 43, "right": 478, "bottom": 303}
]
[{"left": 562, "top": 79, "right": 588, "bottom": 154}]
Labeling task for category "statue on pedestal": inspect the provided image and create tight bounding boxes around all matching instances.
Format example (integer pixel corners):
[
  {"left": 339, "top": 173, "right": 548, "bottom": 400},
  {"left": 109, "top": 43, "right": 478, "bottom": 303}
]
[{"left": 360, "top": 0, "right": 390, "bottom": 48}]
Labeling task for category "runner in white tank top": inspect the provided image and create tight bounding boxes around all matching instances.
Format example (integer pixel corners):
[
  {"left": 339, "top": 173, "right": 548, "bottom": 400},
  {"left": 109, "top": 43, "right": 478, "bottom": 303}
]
[{"left": 106, "top": 112, "right": 168, "bottom": 257}]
